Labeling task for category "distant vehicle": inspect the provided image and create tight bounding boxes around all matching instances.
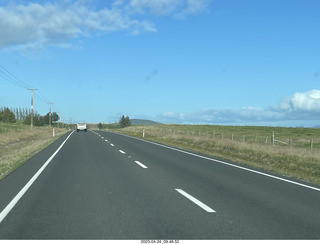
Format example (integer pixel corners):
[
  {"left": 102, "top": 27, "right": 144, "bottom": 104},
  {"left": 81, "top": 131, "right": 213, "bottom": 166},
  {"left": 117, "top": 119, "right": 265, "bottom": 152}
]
[{"left": 76, "top": 122, "right": 87, "bottom": 132}]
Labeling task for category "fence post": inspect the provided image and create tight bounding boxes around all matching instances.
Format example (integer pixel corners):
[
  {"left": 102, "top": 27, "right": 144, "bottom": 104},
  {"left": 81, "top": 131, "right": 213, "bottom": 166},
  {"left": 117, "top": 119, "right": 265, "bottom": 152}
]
[
  {"left": 272, "top": 132, "right": 275, "bottom": 146},
  {"left": 310, "top": 139, "right": 313, "bottom": 150},
  {"left": 289, "top": 138, "right": 291, "bottom": 147},
  {"left": 232, "top": 134, "right": 234, "bottom": 140}
]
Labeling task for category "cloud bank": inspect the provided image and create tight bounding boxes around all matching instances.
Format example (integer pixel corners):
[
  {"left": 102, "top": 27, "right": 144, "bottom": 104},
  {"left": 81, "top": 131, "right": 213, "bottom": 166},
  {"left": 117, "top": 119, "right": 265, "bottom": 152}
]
[
  {"left": 160, "top": 90, "right": 320, "bottom": 127},
  {"left": 0, "top": 0, "right": 211, "bottom": 51}
]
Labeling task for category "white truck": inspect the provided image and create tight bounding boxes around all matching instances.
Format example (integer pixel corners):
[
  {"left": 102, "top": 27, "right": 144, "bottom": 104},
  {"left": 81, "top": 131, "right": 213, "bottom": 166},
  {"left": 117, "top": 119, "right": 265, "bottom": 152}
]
[{"left": 76, "top": 122, "right": 87, "bottom": 132}]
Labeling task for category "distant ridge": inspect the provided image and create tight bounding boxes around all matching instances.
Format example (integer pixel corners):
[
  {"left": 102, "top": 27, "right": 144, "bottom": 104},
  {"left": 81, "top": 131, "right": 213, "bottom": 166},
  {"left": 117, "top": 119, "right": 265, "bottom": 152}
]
[{"left": 131, "top": 119, "right": 161, "bottom": 126}]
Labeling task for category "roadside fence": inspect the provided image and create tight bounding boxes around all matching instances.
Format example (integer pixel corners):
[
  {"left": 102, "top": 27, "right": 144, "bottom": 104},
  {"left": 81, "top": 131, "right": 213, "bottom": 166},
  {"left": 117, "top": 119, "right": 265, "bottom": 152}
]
[{"left": 128, "top": 126, "right": 320, "bottom": 150}]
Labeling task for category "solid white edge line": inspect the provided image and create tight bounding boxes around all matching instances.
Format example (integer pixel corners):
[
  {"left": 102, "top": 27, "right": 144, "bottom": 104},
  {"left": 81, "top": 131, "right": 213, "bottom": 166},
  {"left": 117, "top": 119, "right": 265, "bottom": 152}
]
[
  {"left": 0, "top": 130, "right": 75, "bottom": 224},
  {"left": 112, "top": 132, "right": 320, "bottom": 193},
  {"left": 175, "top": 189, "right": 216, "bottom": 213},
  {"left": 135, "top": 161, "right": 148, "bottom": 169}
]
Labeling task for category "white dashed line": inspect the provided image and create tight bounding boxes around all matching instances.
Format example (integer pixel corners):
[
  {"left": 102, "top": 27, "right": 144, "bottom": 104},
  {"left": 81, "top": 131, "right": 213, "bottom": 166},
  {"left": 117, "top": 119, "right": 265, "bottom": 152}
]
[
  {"left": 134, "top": 161, "right": 148, "bottom": 169},
  {"left": 175, "top": 189, "right": 216, "bottom": 213},
  {"left": 95, "top": 132, "right": 148, "bottom": 170},
  {"left": 114, "top": 132, "right": 320, "bottom": 193}
]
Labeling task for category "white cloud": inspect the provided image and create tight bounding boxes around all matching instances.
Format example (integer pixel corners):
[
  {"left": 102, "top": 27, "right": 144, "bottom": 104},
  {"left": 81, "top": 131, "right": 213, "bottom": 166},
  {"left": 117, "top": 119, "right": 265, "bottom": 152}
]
[
  {"left": 279, "top": 89, "right": 320, "bottom": 112},
  {"left": 175, "top": 0, "right": 211, "bottom": 19},
  {"left": 0, "top": 0, "right": 210, "bottom": 52},
  {"left": 160, "top": 90, "right": 320, "bottom": 127},
  {"left": 125, "top": 0, "right": 181, "bottom": 15},
  {"left": 0, "top": 3, "right": 83, "bottom": 50},
  {"left": 124, "top": 0, "right": 211, "bottom": 18}
]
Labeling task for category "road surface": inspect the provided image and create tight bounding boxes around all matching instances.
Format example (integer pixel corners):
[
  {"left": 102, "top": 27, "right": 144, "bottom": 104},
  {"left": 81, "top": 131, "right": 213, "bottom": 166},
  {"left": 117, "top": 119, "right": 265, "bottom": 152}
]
[{"left": 0, "top": 130, "right": 319, "bottom": 239}]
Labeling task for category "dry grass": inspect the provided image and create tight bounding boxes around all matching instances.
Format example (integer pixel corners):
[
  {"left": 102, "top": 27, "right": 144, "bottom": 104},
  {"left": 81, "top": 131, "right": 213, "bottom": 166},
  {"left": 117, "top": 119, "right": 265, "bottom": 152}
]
[
  {"left": 113, "top": 125, "right": 320, "bottom": 186},
  {"left": 0, "top": 127, "right": 68, "bottom": 180}
]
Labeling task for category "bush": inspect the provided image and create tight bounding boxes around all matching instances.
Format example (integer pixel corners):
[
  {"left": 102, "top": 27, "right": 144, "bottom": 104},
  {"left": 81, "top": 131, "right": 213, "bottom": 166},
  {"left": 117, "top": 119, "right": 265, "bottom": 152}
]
[
  {"left": 119, "top": 115, "right": 131, "bottom": 128},
  {"left": 24, "top": 113, "right": 45, "bottom": 126},
  {"left": 0, "top": 107, "right": 16, "bottom": 123}
]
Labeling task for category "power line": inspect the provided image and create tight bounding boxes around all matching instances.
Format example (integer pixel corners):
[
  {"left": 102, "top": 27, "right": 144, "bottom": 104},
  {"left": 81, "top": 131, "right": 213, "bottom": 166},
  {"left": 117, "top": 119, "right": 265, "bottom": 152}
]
[
  {"left": 0, "top": 64, "right": 52, "bottom": 105},
  {"left": 0, "top": 64, "right": 31, "bottom": 89},
  {"left": 34, "top": 90, "right": 51, "bottom": 104},
  {"left": 0, "top": 64, "right": 70, "bottom": 124},
  {"left": 0, "top": 70, "right": 28, "bottom": 89}
]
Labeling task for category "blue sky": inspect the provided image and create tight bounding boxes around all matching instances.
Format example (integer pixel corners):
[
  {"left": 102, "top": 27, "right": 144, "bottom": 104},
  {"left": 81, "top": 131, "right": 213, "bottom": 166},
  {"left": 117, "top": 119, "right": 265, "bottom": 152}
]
[{"left": 0, "top": 0, "right": 319, "bottom": 126}]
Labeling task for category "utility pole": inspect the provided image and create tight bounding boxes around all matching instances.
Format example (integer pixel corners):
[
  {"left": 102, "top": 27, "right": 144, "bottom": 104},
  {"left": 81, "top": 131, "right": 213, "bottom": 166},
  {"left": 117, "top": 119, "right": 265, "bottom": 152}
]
[
  {"left": 48, "top": 103, "right": 53, "bottom": 127},
  {"left": 55, "top": 111, "right": 60, "bottom": 128},
  {"left": 27, "top": 88, "right": 37, "bottom": 129}
]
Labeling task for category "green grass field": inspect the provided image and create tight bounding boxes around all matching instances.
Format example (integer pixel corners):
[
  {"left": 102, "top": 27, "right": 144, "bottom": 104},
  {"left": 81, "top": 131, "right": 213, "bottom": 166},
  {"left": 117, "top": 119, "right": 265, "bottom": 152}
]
[
  {"left": 0, "top": 122, "right": 67, "bottom": 180},
  {"left": 144, "top": 124, "right": 320, "bottom": 149},
  {"left": 0, "top": 120, "right": 27, "bottom": 133}
]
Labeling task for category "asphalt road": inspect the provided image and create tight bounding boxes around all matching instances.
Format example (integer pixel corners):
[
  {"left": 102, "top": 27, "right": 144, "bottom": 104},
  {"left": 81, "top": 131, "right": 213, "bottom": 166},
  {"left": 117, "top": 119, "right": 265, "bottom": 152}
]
[{"left": 0, "top": 130, "right": 320, "bottom": 239}]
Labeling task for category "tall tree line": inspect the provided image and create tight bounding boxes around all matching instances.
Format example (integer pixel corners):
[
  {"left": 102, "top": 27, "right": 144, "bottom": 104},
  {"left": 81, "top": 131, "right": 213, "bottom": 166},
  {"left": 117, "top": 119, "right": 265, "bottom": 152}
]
[
  {"left": 0, "top": 107, "right": 31, "bottom": 120},
  {"left": 0, "top": 107, "right": 59, "bottom": 126},
  {"left": 0, "top": 107, "right": 16, "bottom": 123}
]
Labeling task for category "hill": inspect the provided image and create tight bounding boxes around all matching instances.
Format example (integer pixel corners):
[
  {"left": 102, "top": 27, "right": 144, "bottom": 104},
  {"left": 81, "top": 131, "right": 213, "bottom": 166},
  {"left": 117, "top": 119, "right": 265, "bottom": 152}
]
[{"left": 131, "top": 119, "right": 161, "bottom": 126}]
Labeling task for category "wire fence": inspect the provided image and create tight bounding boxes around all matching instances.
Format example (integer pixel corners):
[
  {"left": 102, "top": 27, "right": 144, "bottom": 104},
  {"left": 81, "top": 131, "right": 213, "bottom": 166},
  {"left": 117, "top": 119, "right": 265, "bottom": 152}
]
[{"left": 124, "top": 125, "right": 320, "bottom": 150}]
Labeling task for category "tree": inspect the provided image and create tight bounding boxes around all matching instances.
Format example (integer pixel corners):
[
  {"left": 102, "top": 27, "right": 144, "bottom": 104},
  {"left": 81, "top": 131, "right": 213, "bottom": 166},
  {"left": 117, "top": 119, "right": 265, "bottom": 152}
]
[
  {"left": 52, "top": 112, "right": 59, "bottom": 122},
  {"left": 119, "top": 115, "right": 126, "bottom": 128},
  {"left": 0, "top": 107, "right": 16, "bottom": 123},
  {"left": 125, "top": 116, "right": 131, "bottom": 127},
  {"left": 43, "top": 113, "right": 50, "bottom": 124},
  {"left": 24, "top": 113, "right": 45, "bottom": 126},
  {"left": 98, "top": 122, "right": 103, "bottom": 130},
  {"left": 23, "top": 108, "right": 29, "bottom": 120},
  {"left": 119, "top": 115, "right": 131, "bottom": 128},
  {"left": 43, "top": 112, "right": 60, "bottom": 125}
]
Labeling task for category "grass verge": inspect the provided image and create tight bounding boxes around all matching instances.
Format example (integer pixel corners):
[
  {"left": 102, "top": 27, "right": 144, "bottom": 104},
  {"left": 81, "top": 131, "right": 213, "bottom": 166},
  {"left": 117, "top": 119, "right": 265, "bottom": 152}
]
[
  {"left": 111, "top": 125, "right": 320, "bottom": 186},
  {"left": 0, "top": 125, "right": 68, "bottom": 180}
]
